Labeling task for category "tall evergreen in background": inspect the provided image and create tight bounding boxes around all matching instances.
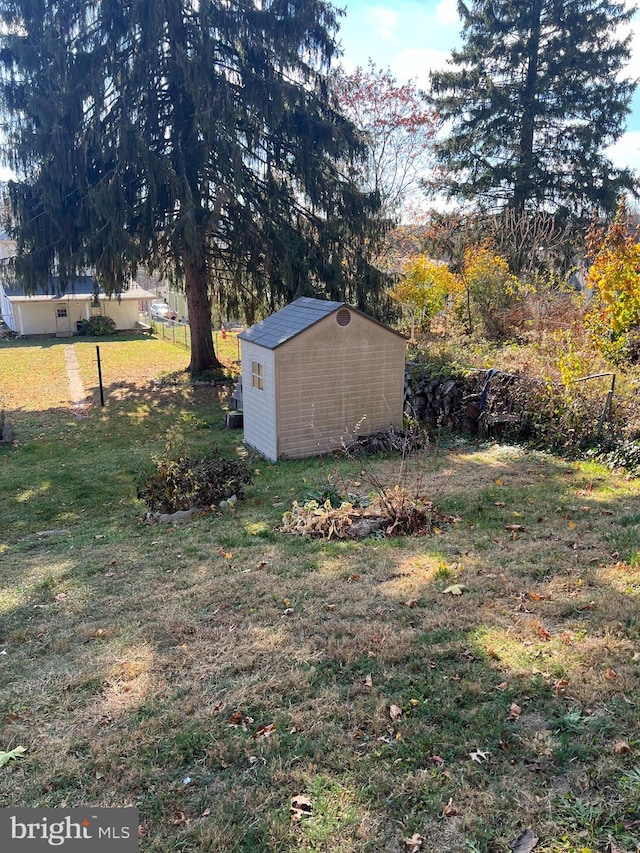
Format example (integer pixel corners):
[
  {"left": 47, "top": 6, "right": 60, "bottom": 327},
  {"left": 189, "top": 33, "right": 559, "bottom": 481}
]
[
  {"left": 0, "top": 1, "right": 385, "bottom": 373},
  {"left": 430, "top": 0, "right": 637, "bottom": 217}
]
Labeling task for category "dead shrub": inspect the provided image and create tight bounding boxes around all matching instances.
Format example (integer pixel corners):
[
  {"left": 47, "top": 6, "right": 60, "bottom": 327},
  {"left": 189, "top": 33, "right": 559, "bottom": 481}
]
[
  {"left": 138, "top": 450, "right": 253, "bottom": 513},
  {"left": 282, "top": 487, "right": 456, "bottom": 540}
]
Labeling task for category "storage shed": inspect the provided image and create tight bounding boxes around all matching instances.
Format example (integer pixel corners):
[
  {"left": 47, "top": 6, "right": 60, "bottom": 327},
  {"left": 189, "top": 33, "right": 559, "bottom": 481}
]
[{"left": 238, "top": 297, "right": 406, "bottom": 461}]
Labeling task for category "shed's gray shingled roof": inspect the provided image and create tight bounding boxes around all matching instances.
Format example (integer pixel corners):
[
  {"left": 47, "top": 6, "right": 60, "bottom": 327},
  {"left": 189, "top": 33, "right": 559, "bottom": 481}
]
[{"left": 238, "top": 297, "right": 346, "bottom": 350}]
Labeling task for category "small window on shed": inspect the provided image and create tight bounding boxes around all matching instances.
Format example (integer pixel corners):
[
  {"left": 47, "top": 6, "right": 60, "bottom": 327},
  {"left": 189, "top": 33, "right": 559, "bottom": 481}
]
[
  {"left": 56, "top": 307, "right": 68, "bottom": 318},
  {"left": 252, "top": 361, "right": 264, "bottom": 391}
]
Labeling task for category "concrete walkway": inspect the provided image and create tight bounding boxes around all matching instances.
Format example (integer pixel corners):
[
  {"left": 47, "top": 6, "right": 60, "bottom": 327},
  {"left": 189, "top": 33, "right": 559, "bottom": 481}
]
[{"left": 64, "top": 345, "right": 89, "bottom": 411}]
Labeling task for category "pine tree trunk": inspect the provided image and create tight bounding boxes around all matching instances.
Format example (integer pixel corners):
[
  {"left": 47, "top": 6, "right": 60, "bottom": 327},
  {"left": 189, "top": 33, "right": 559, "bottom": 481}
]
[
  {"left": 512, "top": 0, "right": 543, "bottom": 212},
  {"left": 184, "top": 258, "right": 223, "bottom": 375}
]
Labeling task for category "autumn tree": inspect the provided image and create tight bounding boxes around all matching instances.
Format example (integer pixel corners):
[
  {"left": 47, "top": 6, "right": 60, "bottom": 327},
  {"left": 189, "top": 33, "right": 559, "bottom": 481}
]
[
  {"left": 586, "top": 202, "right": 640, "bottom": 361},
  {"left": 332, "top": 63, "right": 437, "bottom": 222},
  {"left": 461, "top": 244, "right": 523, "bottom": 339},
  {"left": 0, "top": 1, "right": 386, "bottom": 374},
  {"left": 429, "top": 0, "right": 637, "bottom": 217},
  {"left": 390, "top": 255, "right": 460, "bottom": 338}
]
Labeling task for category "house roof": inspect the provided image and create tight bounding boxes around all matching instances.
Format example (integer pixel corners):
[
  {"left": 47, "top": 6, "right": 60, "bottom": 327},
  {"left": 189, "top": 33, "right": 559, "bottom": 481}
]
[
  {"left": 3, "top": 275, "right": 155, "bottom": 301},
  {"left": 238, "top": 296, "right": 404, "bottom": 350}
]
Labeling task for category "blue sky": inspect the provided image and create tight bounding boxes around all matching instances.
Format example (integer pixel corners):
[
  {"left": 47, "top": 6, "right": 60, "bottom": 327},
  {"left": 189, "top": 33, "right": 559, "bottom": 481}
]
[{"left": 336, "top": 0, "right": 640, "bottom": 174}]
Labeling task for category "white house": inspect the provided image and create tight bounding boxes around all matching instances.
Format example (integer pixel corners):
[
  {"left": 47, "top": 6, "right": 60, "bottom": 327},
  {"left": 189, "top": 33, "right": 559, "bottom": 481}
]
[
  {"left": 238, "top": 297, "right": 406, "bottom": 461},
  {"left": 0, "top": 275, "right": 156, "bottom": 337}
]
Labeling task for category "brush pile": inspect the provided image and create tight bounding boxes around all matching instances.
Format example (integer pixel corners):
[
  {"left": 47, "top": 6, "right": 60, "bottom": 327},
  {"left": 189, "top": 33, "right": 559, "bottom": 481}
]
[{"left": 281, "top": 488, "right": 456, "bottom": 540}]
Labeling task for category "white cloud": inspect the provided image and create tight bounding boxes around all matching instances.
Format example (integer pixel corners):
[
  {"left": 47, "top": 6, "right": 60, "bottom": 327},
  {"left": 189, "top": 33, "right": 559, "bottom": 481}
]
[
  {"left": 607, "top": 130, "right": 640, "bottom": 173},
  {"left": 370, "top": 7, "right": 399, "bottom": 41},
  {"left": 436, "top": 0, "right": 460, "bottom": 25},
  {"left": 391, "top": 47, "right": 453, "bottom": 89}
]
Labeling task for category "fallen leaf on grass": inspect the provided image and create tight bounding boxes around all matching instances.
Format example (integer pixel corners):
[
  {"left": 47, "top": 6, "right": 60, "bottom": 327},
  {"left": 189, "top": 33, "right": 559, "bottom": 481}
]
[
  {"left": 403, "top": 832, "right": 423, "bottom": 851},
  {"left": 389, "top": 704, "right": 402, "bottom": 721},
  {"left": 441, "top": 798, "right": 460, "bottom": 817},
  {"left": 443, "top": 584, "right": 466, "bottom": 596},
  {"left": 469, "top": 749, "right": 490, "bottom": 763},
  {"left": 228, "top": 711, "right": 252, "bottom": 728},
  {"left": 508, "top": 828, "right": 538, "bottom": 853},
  {"left": 604, "top": 668, "right": 617, "bottom": 680},
  {"left": 290, "top": 795, "right": 313, "bottom": 822},
  {"left": 507, "top": 703, "right": 522, "bottom": 722},
  {"left": 505, "top": 524, "right": 525, "bottom": 532},
  {"left": 400, "top": 598, "right": 419, "bottom": 608},
  {"left": 553, "top": 678, "right": 570, "bottom": 693},
  {"left": 254, "top": 723, "right": 276, "bottom": 739},
  {"left": 0, "top": 746, "right": 26, "bottom": 767},
  {"left": 364, "top": 674, "right": 373, "bottom": 688},
  {"left": 537, "top": 627, "right": 551, "bottom": 641},
  {"left": 613, "top": 740, "right": 630, "bottom": 754}
]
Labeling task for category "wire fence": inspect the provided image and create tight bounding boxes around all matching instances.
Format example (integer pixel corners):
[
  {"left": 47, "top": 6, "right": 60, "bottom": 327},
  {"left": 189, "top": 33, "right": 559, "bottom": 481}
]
[
  {"left": 148, "top": 314, "right": 242, "bottom": 361},
  {"left": 152, "top": 316, "right": 192, "bottom": 350}
]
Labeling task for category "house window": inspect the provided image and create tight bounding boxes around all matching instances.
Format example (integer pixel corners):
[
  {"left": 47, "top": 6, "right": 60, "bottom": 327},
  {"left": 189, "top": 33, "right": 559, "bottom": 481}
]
[
  {"left": 252, "top": 361, "right": 264, "bottom": 391},
  {"left": 56, "top": 308, "right": 68, "bottom": 318}
]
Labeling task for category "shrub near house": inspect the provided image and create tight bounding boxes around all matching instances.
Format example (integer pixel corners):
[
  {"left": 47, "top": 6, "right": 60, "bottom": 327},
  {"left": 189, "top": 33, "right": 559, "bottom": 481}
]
[{"left": 77, "top": 316, "right": 116, "bottom": 336}]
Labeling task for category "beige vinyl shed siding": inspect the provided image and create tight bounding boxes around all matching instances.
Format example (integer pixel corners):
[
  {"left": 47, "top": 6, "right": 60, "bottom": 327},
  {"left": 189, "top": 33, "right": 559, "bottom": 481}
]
[
  {"left": 275, "top": 310, "right": 405, "bottom": 459},
  {"left": 240, "top": 340, "right": 277, "bottom": 461}
]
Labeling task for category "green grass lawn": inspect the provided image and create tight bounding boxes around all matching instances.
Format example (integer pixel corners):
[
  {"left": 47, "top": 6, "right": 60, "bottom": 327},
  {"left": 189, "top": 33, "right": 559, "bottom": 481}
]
[{"left": 1, "top": 338, "right": 639, "bottom": 853}]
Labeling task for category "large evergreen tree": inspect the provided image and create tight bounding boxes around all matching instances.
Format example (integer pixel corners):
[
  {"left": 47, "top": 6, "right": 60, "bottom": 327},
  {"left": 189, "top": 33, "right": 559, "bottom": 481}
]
[
  {"left": 0, "top": 0, "right": 385, "bottom": 373},
  {"left": 430, "top": 0, "right": 637, "bottom": 217}
]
